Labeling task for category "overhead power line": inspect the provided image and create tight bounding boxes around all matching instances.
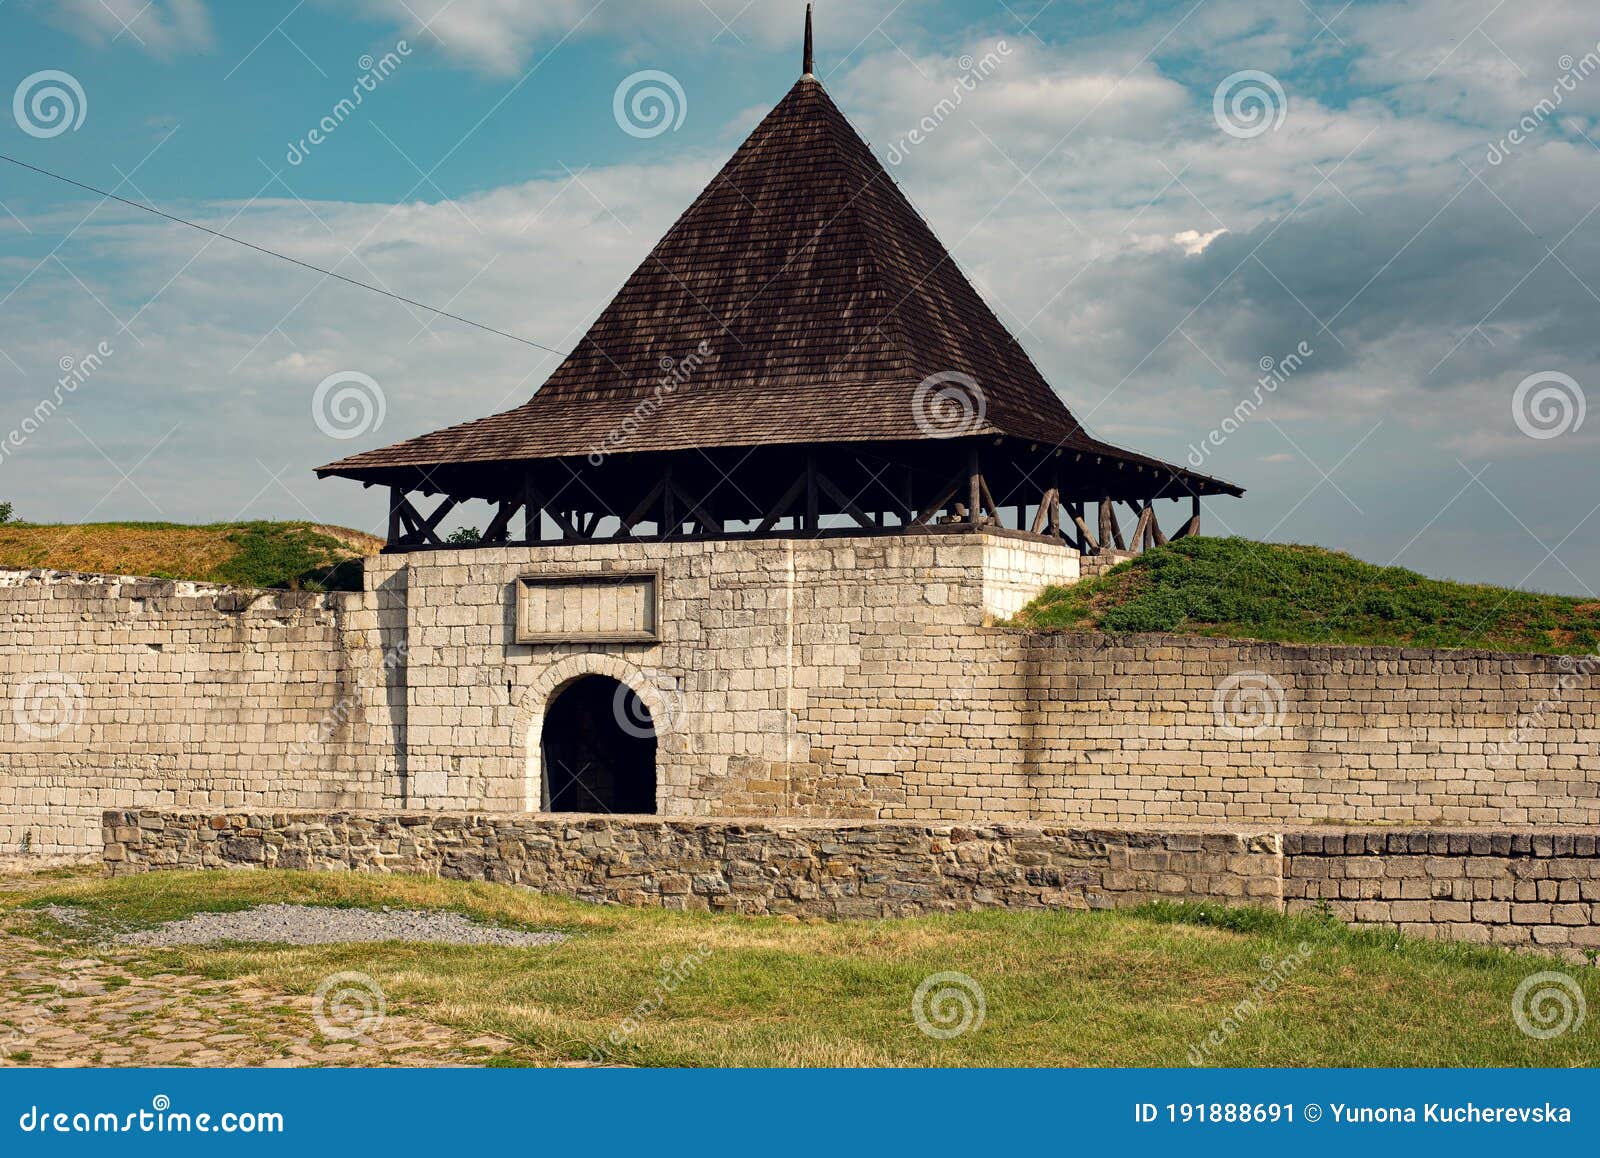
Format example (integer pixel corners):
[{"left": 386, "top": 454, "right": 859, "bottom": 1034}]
[{"left": 0, "top": 152, "right": 570, "bottom": 357}]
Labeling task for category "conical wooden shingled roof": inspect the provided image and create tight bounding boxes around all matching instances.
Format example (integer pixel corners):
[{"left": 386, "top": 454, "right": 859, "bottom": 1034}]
[{"left": 319, "top": 73, "right": 1240, "bottom": 497}]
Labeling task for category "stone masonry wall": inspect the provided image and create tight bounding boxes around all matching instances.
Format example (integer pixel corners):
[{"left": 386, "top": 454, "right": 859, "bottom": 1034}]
[
  {"left": 1283, "top": 830, "right": 1600, "bottom": 956},
  {"left": 3, "top": 531, "right": 1598, "bottom": 857},
  {"left": 103, "top": 809, "right": 1284, "bottom": 916},
  {"left": 372, "top": 534, "right": 1599, "bottom": 828},
  {"left": 104, "top": 810, "right": 1600, "bottom": 961},
  {"left": 0, "top": 571, "right": 391, "bottom": 856}
]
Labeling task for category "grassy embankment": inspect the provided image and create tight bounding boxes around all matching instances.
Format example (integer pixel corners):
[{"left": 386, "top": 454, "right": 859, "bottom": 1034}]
[{"left": 1011, "top": 536, "right": 1599, "bottom": 655}]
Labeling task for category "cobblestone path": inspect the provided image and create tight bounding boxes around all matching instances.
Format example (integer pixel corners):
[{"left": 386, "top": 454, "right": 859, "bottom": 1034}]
[{"left": 0, "top": 913, "right": 523, "bottom": 1068}]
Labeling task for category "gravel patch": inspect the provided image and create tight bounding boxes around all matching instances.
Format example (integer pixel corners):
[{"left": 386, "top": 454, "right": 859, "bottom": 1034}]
[
  {"left": 112, "top": 904, "right": 568, "bottom": 948},
  {"left": 34, "top": 904, "right": 95, "bottom": 928}
]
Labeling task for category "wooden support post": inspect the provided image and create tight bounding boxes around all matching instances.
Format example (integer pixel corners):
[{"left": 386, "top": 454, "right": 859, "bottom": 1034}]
[
  {"left": 621, "top": 479, "right": 666, "bottom": 538},
  {"left": 668, "top": 477, "right": 718, "bottom": 535},
  {"left": 1150, "top": 503, "right": 1167, "bottom": 547},
  {"left": 387, "top": 486, "right": 404, "bottom": 545},
  {"left": 662, "top": 462, "right": 677, "bottom": 539},
  {"left": 1029, "top": 487, "right": 1057, "bottom": 535},
  {"left": 805, "top": 455, "right": 819, "bottom": 533},
  {"left": 913, "top": 469, "right": 967, "bottom": 526},
  {"left": 755, "top": 469, "right": 808, "bottom": 534},
  {"left": 482, "top": 500, "right": 519, "bottom": 544},
  {"left": 967, "top": 449, "right": 982, "bottom": 525},
  {"left": 1071, "top": 502, "right": 1099, "bottom": 554},
  {"left": 977, "top": 475, "right": 1000, "bottom": 526},
  {"left": 1173, "top": 494, "right": 1202, "bottom": 540},
  {"left": 1030, "top": 489, "right": 1056, "bottom": 540},
  {"left": 1131, "top": 502, "right": 1153, "bottom": 553},
  {"left": 523, "top": 476, "right": 541, "bottom": 543},
  {"left": 816, "top": 470, "right": 878, "bottom": 530},
  {"left": 1100, "top": 497, "right": 1125, "bottom": 551}
]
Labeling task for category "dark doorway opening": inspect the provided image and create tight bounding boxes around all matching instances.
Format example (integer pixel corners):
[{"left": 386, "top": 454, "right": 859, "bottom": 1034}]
[{"left": 541, "top": 675, "right": 657, "bottom": 813}]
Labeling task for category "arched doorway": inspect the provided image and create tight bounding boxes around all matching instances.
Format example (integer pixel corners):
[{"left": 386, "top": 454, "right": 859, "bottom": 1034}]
[{"left": 541, "top": 675, "right": 657, "bottom": 813}]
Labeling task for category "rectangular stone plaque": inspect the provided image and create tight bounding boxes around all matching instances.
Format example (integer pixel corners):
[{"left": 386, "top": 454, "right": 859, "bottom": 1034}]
[{"left": 515, "top": 571, "right": 658, "bottom": 644}]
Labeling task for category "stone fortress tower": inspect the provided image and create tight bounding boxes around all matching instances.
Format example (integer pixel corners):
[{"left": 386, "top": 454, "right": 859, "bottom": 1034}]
[{"left": 312, "top": 8, "right": 1239, "bottom": 819}]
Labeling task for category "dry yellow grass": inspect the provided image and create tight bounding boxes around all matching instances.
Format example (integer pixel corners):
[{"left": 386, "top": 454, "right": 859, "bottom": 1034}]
[
  {"left": 0, "top": 522, "right": 382, "bottom": 589},
  {"left": 10, "top": 870, "right": 1598, "bottom": 1068}
]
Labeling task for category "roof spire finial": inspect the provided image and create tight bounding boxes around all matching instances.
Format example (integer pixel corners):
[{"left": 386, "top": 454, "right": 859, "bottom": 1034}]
[{"left": 803, "top": 4, "right": 814, "bottom": 77}]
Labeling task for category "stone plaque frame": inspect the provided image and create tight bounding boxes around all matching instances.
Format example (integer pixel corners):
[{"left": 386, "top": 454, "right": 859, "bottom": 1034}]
[{"left": 514, "top": 570, "right": 660, "bottom": 645}]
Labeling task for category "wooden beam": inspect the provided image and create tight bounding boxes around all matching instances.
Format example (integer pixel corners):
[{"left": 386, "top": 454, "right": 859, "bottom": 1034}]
[
  {"left": 755, "top": 469, "right": 809, "bottom": 534},
  {"left": 815, "top": 469, "right": 878, "bottom": 530},
  {"left": 395, "top": 495, "right": 423, "bottom": 541},
  {"left": 913, "top": 469, "right": 966, "bottom": 526},
  {"left": 662, "top": 462, "right": 677, "bottom": 538},
  {"left": 805, "top": 455, "right": 819, "bottom": 533},
  {"left": 977, "top": 475, "right": 1000, "bottom": 525},
  {"left": 668, "top": 477, "right": 719, "bottom": 536},
  {"left": 1100, "top": 497, "right": 1125, "bottom": 551},
  {"left": 1173, "top": 494, "right": 1202, "bottom": 540},
  {"left": 522, "top": 475, "right": 541, "bottom": 543},
  {"left": 967, "top": 449, "right": 982, "bottom": 525},
  {"left": 1029, "top": 487, "right": 1058, "bottom": 535},
  {"left": 1131, "top": 502, "right": 1153, "bottom": 552},
  {"left": 387, "top": 486, "right": 405, "bottom": 545},
  {"left": 620, "top": 478, "right": 666, "bottom": 536},
  {"left": 528, "top": 485, "right": 582, "bottom": 542},
  {"left": 1070, "top": 502, "right": 1099, "bottom": 554},
  {"left": 482, "top": 500, "right": 519, "bottom": 544}
]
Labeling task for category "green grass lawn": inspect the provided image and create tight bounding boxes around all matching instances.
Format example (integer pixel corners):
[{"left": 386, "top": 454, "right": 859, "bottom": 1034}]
[
  {"left": 9, "top": 870, "right": 1597, "bottom": 1067},
  {"left": 1011, "top": 537, "right": 1600, "bottom": 655},
  {"left": 0, "top": 521, "right": 381, "bottom": 590}
]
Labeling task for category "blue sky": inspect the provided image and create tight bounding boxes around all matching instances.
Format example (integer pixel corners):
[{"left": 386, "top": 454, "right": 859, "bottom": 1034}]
[{"left": 0, "top": 0, "right": 1597, "bottom": 593}]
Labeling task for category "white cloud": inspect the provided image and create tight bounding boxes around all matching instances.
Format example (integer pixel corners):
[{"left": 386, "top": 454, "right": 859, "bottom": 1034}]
[
  {"left": 0, "top": 154, "right": 719, "bottom": 534},
  {"left": 339, "top": 0, "right": 921, "bottom": 76},
  {"left": 1173, "top": 227, "right": 1227, "bottom": 255},
  {"left": 4, "top": 2, "right": 1598, "bottom": 588},
  {"left": 47, "top": 0, "right": 215, "bottom": 56}
]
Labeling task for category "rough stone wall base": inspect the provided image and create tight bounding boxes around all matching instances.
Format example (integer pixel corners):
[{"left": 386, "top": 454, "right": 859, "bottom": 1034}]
[{"left": 106, "top": 811, "right": 1600, "bottom": 963}]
